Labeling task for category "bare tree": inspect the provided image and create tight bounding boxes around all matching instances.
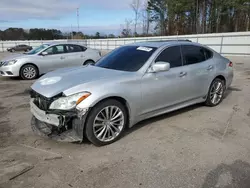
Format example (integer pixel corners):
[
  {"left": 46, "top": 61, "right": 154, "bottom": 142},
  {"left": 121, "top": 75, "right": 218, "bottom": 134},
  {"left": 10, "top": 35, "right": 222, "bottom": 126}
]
[
  {"left": 130, "top": 0, "right": 141, "bottom": 36},
  {"left": 121, "top": 19, "right": 133, "bottom": 37},
  {"left": 141, "top": 1, "right": 150, "bottom": 35}
]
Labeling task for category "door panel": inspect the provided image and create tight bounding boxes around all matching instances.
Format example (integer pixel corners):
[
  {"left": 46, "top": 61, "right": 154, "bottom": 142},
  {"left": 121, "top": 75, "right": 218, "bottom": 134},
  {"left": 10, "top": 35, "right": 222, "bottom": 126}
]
[
  {"left": 36, "top": 54, "right": 66, "bottom": 73},
  {"left": 140, "top": 67, "right": 190, "bottom": 115},
  {"left": 36, "top": 45, "right": 67, "bottom": 73},
  {"left": 140, "top": 45, "right": 191, "bottom": 115},
  {"left": 181, "top": 45, "right": 216, "bottom": 99},
  {"left": 64, "top": 45, "right": 86, "bottom": 67},
  {"left": 182, "top": 59, "right": 216, "bottom": 99}
]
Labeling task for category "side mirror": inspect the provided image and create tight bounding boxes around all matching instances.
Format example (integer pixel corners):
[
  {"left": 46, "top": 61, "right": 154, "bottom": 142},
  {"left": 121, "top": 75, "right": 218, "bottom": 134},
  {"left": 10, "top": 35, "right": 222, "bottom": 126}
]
[
  {"left": 41, "top": 51, "right": 48, "bottom": 56},
  {"left": 148, "top": 61, "right": 170, "bottom": 73}
]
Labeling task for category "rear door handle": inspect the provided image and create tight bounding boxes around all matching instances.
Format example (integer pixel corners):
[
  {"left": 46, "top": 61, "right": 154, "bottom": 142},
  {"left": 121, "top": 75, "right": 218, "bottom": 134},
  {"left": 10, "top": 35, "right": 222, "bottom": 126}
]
[
  {"left": 207, "top": 65, "right": 213, "bottom": 70},
  {"left": 60, "top": 56, "right": 65, "bottom": 60},
  {"left": 80, "top": 55, "right": 84, "bottom": 58},
  {"left": 179, "top": 72, "right": 187, "bottom": 77}
]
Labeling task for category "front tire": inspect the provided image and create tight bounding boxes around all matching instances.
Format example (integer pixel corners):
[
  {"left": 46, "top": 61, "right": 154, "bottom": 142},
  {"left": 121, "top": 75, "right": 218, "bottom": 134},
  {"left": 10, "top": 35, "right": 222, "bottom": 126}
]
[
  {"left": 20, "top": 64, "right": 38, "bottom": 80},
  {"left": 205, "top": 78, "right": 225, "bottom": 107},
  {"left": 85, "top": 99, "right": 127, "bottom": 146}
]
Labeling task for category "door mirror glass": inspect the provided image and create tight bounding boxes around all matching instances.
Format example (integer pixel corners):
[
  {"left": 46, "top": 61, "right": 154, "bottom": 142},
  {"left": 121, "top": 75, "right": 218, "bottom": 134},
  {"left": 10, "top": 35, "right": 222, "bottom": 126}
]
[
  {"left": 41, "top": 51, "right": 48, "bottom": 56},
  {"left": 148, "top": 62, "right": 170, "bottom": 73}
]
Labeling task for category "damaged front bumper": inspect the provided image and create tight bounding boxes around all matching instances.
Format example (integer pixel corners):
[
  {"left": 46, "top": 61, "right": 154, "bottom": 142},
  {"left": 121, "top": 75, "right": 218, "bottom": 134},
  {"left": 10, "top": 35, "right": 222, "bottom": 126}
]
[{"left": 30, "top": 99, "right": 89, "bottom": 143}]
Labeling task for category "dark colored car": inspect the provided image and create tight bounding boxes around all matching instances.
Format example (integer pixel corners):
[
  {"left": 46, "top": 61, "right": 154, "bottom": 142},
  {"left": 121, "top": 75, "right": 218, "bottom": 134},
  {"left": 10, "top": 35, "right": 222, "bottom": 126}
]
[{"left": 7, "top": 45, "right": 33, "bottom": 52}]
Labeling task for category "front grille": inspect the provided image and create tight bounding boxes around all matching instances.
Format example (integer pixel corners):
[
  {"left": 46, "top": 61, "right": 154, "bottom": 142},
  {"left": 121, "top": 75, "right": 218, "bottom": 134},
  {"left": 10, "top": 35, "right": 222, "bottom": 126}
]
[{"left": 30, "top": 90, "right": 52, "bottom": 111}]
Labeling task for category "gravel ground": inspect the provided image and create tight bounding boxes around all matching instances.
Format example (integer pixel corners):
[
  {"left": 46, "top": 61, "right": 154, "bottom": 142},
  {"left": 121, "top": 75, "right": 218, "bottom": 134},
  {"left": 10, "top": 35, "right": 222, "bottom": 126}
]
[{"left": 0, "top": 52, "right": 250, "bottom": 188}]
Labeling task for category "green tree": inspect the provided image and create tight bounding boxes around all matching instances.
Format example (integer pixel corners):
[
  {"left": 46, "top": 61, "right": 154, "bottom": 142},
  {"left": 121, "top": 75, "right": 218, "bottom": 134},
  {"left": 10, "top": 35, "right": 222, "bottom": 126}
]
[
  {"left": 147, "top": 0, "right": 250, "bottom": 35},
  {"left": 108, "top": 34, "right": 116, "bottom": 38},
  {"left": 95, "top": 32, "right": 100, "bottom": 39}
]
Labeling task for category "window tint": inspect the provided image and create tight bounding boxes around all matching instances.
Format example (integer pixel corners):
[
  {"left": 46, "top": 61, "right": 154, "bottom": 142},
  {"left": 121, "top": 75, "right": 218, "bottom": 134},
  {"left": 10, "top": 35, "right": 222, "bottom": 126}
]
[
  {"left": 26, "top": 44, "right": 49, "bottom": 55},
  {"left": 45, "top": 45, "right": 65, "bottom": 55},
  {"left": 182, "top": 45, "right": 206, "bottom": 65},
  {"left": 66, "top": 45, "right": 84, "bottom": 53},
  {"left": 203, "top": 48, "right": 213, "bottom": 60},
  {"left": 155, "top": 46, "right": 182, "bottom": 68},
  {"left": 96, "top": 46, "right": 157, "bottom": 72}
]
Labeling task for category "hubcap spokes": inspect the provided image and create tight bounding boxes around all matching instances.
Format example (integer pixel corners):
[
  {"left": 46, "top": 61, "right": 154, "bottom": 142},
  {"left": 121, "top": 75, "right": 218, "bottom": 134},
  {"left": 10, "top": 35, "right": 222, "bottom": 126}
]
[
  {"left": 93, "top": 106, "right": 124, "bottom": 142},
  {"left": 210, "top": 81, "right": 223, "bottom": 104},
  {"left": 23, "top": 67, "right": 36, "bottom": 78}
]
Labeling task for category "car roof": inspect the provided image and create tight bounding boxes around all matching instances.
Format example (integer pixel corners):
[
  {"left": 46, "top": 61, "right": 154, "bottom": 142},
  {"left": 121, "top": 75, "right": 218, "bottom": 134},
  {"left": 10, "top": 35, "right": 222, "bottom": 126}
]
[
  {"left": 128, "top": 40, "right": 200, "bottom": 48},
  {"left": 45, "top": 41, "right": 85, "bottom": 46}
]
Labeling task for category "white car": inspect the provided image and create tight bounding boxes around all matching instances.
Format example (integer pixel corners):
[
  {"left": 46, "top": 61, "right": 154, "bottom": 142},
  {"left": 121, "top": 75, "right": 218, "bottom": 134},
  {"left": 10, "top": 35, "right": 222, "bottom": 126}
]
[{"left": 0, "top": 42, "right": 101, "bottom": 80}]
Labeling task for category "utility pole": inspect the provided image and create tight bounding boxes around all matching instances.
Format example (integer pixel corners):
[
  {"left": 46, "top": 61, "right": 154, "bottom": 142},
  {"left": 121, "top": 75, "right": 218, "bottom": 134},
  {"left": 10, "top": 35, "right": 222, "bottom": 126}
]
[
  {"left": 71, "top": 25, "right": 73, "bottom": 39},
  {"left": 77, "top": 8, "right": 80, "bottom": 33}
]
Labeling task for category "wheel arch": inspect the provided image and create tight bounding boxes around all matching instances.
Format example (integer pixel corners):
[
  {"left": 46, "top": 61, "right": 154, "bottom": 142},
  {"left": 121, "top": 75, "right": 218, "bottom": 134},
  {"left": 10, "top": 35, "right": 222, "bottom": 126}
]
[
  {"left": 86, "top": 96, "right": 131, "bottom": 128},
  {"left": 83, "top": 59, "right": 95, "bottom": 65},
  {"left": 215, "top": 75, "right": 226, "bottom": 85},
  {"left": 19, "top": 63, "right": 39, "bottom": 76},
  {"left": 204, "top": 75, "right": 227, "bottom": 100}
]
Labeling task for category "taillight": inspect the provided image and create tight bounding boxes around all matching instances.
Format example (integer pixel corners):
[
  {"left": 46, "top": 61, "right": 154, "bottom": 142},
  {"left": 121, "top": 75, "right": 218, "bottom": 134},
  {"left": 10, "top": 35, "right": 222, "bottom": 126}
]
[{"left": 229, "top": 62, "right": 233, "bottom": 67}]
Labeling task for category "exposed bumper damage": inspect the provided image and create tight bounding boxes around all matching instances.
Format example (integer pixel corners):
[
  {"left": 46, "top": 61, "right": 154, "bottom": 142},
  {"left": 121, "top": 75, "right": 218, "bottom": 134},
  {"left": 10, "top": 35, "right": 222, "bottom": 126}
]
[{"left": 30, "top": 90, "right": 89, "bottom": 143}]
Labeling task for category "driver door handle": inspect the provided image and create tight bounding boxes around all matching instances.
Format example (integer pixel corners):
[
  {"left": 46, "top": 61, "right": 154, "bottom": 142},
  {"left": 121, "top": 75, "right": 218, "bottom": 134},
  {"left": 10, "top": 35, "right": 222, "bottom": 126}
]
[
  {"left": 60, "top": 56, "right": 65, "bottom": 60},
  {"left": 179, "top": 72, "right": 187, "bottom": 77},
  {"left": 207, "top": 65, "right": 214, "bottom": 70}
]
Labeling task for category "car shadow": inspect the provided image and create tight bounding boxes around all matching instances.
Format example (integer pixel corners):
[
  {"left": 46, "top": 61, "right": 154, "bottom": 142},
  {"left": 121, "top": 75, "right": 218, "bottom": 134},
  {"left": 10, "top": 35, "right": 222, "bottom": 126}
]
[
  {"left": 122, "top": 103, "right": 202, "bottom": 138},
  {"left": 202, "top": 160, "right": 250, "bottom": 188},
  {"left": 122, "top": 86, "right": 240, "bottom": 139}
]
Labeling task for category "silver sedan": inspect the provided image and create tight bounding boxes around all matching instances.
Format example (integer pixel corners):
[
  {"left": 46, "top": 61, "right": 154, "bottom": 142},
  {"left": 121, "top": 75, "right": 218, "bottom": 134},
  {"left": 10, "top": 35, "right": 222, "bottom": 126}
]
[
  {"left": 0, "top": 42, "right": 101, "bottom": 80},
  {"left": 30, "top": 41, "right": 233, "bottom": 146}
]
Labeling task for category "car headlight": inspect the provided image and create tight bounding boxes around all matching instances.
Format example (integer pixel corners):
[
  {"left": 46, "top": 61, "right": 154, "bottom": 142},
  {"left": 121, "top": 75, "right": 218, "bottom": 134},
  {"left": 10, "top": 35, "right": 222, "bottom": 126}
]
[
  {"left": 4, "top": 60, "right": 17, "bottom": 66},
  {"left": 49, "top": 92, "right": 91, "bottom": 110}
]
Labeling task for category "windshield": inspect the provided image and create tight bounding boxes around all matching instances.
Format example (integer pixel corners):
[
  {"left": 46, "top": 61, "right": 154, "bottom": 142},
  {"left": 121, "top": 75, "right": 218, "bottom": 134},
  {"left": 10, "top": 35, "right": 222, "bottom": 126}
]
[
  {"left": 25, "top": 44, "right": 50, "bottom": 55},
  {"left": 95, "top": 46, "right": 157, "bottom": 72}
]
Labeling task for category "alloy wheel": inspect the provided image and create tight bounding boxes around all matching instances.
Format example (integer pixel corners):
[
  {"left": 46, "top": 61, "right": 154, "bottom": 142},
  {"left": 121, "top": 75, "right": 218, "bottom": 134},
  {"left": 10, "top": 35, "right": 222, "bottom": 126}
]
[
  {"left": 23, "top": 66, "right": 36, "bottom": 79},
  {"left": 93, "top": 106, "right": 125, "bottom": 142},
  {"left": 210, "top": 80, "right": 224, "bottom": 105}
]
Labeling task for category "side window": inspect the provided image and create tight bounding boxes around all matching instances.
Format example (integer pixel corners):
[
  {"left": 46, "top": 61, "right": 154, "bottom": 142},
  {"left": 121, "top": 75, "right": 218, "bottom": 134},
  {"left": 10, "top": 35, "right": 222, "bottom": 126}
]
[
  {"left": 66, "top": 45, "right": 83, "bottom": 53},
  {"left": 155, "top": 46, "right": 182, "bottom": 68},
  {"left": 81, "top": 46, "right": 87, "bottom": 51},
  {"left": 203, "top": 48, "right": 213, "bottom": 60},
  {"left": 182, "top": 45, "right": 206, "bottom": 65},
  {"left": 44, "top": 45, "right": 65, "bottom": 55}
]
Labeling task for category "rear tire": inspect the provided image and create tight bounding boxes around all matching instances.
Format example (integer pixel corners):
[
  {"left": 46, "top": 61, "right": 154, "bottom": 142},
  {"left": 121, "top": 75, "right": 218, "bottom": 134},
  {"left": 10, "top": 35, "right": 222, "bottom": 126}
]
[
  {"left": 205, "top": 78, "right": 225, "bottom": 107},
  {"left": 85, "top": 99, "right": 127, "bottom": 146},
  {"left": 20, "top": 64, "right": 39, "bottom": 80}
]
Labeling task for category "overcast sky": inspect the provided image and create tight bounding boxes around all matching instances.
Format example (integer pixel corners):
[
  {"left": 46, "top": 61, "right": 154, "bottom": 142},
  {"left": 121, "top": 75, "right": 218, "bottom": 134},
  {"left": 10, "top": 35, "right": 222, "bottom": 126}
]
[{"left": 0, "top": 0, "right": 147, "bottom": 35}]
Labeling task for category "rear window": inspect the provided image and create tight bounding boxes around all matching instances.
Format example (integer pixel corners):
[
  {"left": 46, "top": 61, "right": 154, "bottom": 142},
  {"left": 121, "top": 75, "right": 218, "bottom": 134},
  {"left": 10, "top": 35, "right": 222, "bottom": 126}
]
[
  {"left": 96, "top": 46, "right": 157, "bottom": 72},
  {"left": 66, "top": 45, "right": 85, "bottom": 53},
  {"left": 182, "top": 45, "right": 206, "bottom": 65},
  {"left": 203, "top": 48, "right": 213, "bottom": 60}
]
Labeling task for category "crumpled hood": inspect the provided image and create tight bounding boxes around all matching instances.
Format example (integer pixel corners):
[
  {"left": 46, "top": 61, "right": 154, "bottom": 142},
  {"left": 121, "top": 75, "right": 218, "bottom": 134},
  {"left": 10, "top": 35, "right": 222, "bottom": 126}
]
[{"left": 31, "top": 65, "right": 128, "bottom": 98}]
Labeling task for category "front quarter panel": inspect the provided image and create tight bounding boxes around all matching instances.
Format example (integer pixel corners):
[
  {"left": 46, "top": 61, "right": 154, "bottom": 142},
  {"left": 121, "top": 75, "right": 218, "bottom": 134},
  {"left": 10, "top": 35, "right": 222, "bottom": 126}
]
[{"left": 65, "top": 74, "right": 142, "bottom": 126}]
